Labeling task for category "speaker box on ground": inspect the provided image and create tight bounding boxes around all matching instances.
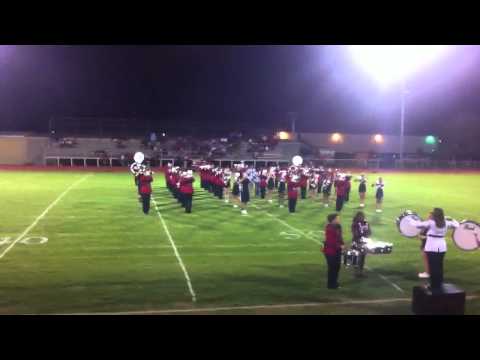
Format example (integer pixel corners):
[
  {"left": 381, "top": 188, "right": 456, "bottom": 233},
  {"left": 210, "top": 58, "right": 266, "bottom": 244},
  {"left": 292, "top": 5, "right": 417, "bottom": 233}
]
[{"left": 412, "top": 283, "right": 465, "bottom": 315}]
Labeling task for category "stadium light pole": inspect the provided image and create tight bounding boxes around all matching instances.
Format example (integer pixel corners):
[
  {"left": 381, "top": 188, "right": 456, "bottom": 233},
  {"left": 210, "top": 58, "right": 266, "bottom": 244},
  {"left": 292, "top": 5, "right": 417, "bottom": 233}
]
[
  {"left": 400, "top": 79, "right": 406, "bottom": 164},
  {"left": 348, "top": 45, "right": 451, "bottom": 167}
]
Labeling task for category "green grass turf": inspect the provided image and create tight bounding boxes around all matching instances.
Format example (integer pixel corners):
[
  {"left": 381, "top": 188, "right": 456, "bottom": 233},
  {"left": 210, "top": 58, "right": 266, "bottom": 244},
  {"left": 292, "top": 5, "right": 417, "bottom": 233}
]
[{"left": 0, "top": 170, "right": 479, "bottom": 314}]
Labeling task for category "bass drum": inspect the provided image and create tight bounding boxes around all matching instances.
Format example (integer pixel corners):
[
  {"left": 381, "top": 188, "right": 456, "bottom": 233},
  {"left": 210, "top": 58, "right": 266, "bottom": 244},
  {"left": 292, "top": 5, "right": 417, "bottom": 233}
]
[
  {"left": 396, "top": 211, "right": 423, "bottom": 238},
  {"left": 452, "top": 220, "right": 480, "bottom": 251}
]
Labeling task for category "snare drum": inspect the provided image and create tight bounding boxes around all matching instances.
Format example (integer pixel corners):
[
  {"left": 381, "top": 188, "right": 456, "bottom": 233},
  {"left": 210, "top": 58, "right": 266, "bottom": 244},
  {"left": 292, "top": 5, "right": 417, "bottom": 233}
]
[
  {"left": 361, "top": 238, "right": 393, "bottom": 254},
  {"left": 343, "top": 249, "right": 360, "bottom": 267},
  {"left": 396, "top": 211, "right": 423, "bottom": 238},
  {"left": 452, "top": 220, "right": 480, "bottom": 251}
]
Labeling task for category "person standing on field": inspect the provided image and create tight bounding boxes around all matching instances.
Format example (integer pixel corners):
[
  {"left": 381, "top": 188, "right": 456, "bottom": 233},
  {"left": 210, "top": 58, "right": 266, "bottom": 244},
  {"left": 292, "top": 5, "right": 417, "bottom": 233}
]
[
  {"left": 138, "top": 169, "right": 153, "bottom": 214},
  {"left": 286, "top": 174, "right": 300, "bottom": 213},
  {"left": 323, "top": 213, "right": 344, "bottom": 289},
  {"left": 179, "top": 170, "right": 195, "bottom": 213},
  {"left": 334, "top": 175, "right": 348, "bottom": 212},
  {"left": 408, "top": 207, "right": 459, "bottom": 293}
]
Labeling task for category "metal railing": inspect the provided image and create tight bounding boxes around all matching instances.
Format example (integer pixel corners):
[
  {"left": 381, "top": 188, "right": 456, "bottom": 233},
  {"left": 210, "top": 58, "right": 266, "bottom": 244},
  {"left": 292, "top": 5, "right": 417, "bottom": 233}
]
[{"left": 44, "top": 155, "right": 480, "bottom": 170}]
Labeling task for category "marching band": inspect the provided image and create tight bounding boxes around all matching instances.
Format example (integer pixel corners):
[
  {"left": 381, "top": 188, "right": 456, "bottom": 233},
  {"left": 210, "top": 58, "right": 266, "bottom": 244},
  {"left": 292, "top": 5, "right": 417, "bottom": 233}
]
[
  {"left": 128, "top": 152, "right": 476, "bottom": 294},
  {"left": 130, "top": 155, "right": 384, "bottom": 220}
]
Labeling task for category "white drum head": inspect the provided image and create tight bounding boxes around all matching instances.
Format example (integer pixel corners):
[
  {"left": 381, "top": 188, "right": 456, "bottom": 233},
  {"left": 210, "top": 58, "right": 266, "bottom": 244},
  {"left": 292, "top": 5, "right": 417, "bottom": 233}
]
[
  {"left": 134, "top": 152, "right": 145, "bottom": 164},
  {"left": 397, "top": 212, "right": 422, "bottom": 238},
  {"left": 452, "top": 221, "right": 480, "bottom": 251},
  {"left": 292, "top": 155, "right": 303, "bottom": 166}
]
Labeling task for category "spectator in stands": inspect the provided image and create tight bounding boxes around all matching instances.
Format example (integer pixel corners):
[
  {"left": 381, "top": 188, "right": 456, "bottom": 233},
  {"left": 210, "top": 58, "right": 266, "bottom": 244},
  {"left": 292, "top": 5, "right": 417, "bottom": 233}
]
[{"left": 150, "top": 132, "right": 157, "bottom": 143}]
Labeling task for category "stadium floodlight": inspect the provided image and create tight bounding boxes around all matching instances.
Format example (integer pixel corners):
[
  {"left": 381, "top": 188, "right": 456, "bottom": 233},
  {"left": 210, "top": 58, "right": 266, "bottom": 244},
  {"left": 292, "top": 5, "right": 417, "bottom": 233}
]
[
  {"left": 349, "top": 45, "right": 450, "bottom": 87},
  {"left": 373, "top": 134, "right": 384, "bottom": 144},
  {"left": 331, "top": 133, "right": 343, "bottom": 144},
  {"left": 348, "top": 45, "right": 452, "bottom": 165}
]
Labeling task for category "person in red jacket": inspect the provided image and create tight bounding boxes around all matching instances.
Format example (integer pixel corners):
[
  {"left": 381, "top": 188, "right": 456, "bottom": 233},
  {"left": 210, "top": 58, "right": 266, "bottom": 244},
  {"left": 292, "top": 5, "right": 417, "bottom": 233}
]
[
  {"left": 287, "top": 175, "right": 300, "bottom": 213},
  {"left": 259, "top": 170, "right": 268, "bottom": 199},
  {"left": 323, "top": 213, "right": 345, "bottom": 289},
  {"left": 335, "top": 175, "right": 348, "bottom": 212},
  {"left": 138, "top": 169, "right": 154, "bottom": 215},
  {"left": 179, "top": 170, "right": 195, "bottom": 213}
]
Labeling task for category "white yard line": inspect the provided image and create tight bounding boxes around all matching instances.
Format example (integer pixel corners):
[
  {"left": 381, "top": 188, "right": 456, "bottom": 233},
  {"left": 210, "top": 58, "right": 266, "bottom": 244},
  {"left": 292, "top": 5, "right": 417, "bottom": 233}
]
[
  {"left": 60, "top": 297, "right": 413, "bottom": 315},
  {"left": 52, "top": 295, "right": 480, "bottom": 315},
  {"left": 0, "top": 174, "right": 92, "bottom": 260},
  {"left": 151, "top": 197, "right": 197, "bottom": 303},
  {"left": 365, "top": 265, "right": 405, "bottom": 293},
  {"left": 252, "top": 204, "right": 323, "bottom": 245}
]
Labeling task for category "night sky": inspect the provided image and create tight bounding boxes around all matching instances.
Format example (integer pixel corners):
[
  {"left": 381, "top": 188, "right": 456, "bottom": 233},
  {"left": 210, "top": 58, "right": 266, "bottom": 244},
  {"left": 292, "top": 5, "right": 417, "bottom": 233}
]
[{"left": 1, "top": 45, "right": 480, "bottom": 138}]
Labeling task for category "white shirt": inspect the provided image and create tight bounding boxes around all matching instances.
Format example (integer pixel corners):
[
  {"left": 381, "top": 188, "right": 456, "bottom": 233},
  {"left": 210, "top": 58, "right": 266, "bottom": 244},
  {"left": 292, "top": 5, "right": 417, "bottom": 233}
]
[
  {"left": 409, "top": 218, "right": 459, "bottom": 252},
  {"left": 374, "top": 182, "right": 385, "bottom": 191}
]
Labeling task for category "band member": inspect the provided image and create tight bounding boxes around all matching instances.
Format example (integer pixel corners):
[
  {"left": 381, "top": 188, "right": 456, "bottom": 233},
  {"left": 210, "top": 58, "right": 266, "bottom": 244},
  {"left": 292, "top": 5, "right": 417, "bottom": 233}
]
[
  {"left": 409, "top": 208, "right": 459, "bottom": 293},
  {"left": 357, "top": 174, "right": 367, "bottom": 208},
  {"left": 299, "top": 171, "right": 308, "bottom": 199},
  {"left": 287, "top": 175, "right": 300, "bottom": 213},
  {"left": 266, "top": 168, "right": 275, "bottom": 203},
  {"left": 344, "top": 174, "right": 352, "bottom": 202},
  {"left": 223, "top": 169, "right": 232, "bottom": 203},
  {"left": 231, "top": 172, "right": 241, "bottom": 209},
  {"left": 251, "top": 169, "right": 260, "bottom": 198},
  {"left": 351, "top": 211, "right": 371, "bottom": 277},
  {"left": 239, "top": 172, "right": 250, "bottom": 215},
  {"left": 335, "top": 175, "right": 348, "bottom": 212},
  {"left": 274, "top": 167, "right": 279, "bottom": 189},
  {"left": 308, "top": 171, "right": 318, "bottom": 199},
  {"left": 323, "top": 213, "right": 344, "bottom": 290},
  {"left": 179, "top": 170, "right": 195, "bottom": 213},
  {"left": 130, "top": 161, "right": 143, "bottom": 199},
  {"left": 322, "top": 176, "right": 333, "bottom": 208},
  {"left": 214, "top": 170, "right": 224, "bottom": 200},
  {"left": 138, "top": 169, "right": 153, "bottom": 214},
  {"left": 418, "top": 219, "right": 430, "bottom": 279},
  {"left": 372, "top": 177, "right": 385, "bottom": 213},
  {"left": 259, "top": 171, "right": 267, "bottom": 199}
]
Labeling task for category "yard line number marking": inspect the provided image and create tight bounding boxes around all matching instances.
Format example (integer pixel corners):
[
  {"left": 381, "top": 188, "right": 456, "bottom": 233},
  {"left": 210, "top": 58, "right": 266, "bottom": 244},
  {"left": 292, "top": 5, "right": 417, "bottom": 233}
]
[
  {"left": 151, "top": 197, "right": 197, "bottom": 303},
  {"left": 252, "top": 204, "right": 323, "bottom": 245},
  {"left": 0, "top": 174, "right": 92, "bottom": 261}
]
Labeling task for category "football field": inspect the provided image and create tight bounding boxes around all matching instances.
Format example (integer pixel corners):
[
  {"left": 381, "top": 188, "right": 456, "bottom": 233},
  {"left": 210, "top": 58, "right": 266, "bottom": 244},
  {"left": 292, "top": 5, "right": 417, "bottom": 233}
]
[{"left": 1, "top": 169, "right": 479, "bottom": 314}]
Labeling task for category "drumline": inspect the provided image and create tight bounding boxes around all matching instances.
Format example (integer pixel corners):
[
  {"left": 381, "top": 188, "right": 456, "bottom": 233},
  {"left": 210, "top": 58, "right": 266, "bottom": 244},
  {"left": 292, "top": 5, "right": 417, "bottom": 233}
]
[
  {"left": 343, "top": 237, "right": 393, "bottom": 267},
  {"left": 396, "top": 210, "right": 480, "bottom": 252}
]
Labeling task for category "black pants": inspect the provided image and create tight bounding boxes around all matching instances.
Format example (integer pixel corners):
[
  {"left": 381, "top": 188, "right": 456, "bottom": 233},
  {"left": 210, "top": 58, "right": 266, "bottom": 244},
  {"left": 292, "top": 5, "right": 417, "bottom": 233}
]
[
  {"left": 288, "top": 198, "right": 297, "bottom": 213},
  {"left": 179, "top": 193, "right": 185, "bottom": 207},
  {"left": 336, "top": 195, "right": 345, "bottom": 211},
  {"left": 426, "top": 251, "right": 445, "bottom": 290},
  {"left": 345, "top": 190, "right": 350, "bottom": 202},
  {"left": 301, "top": 186, "right": 307, "bottom": 199},
  {"left": 141, "top": 194, "right": 151, "bottom": 214},
  {"left": 354, "top": 249, "right": 366, "bottom": 274},
  {"left": 325, "top": 251, "right": 342, "bottom": 289},
  {"left": 260, "top": 187, "right": 266, "bottom": 199},
  {"left": 183, "top": 193, "right": 192, "bottom": 213}
]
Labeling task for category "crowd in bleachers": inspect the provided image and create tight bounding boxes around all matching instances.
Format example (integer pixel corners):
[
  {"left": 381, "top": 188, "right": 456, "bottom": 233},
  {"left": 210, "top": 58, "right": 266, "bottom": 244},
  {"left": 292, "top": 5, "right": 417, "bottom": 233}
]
[
  {"left": 246, "top": 134, "right": 279, "bottom": 158},
  {"left": 46, "top": 131, "right": 280, "bottom": 163}
]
